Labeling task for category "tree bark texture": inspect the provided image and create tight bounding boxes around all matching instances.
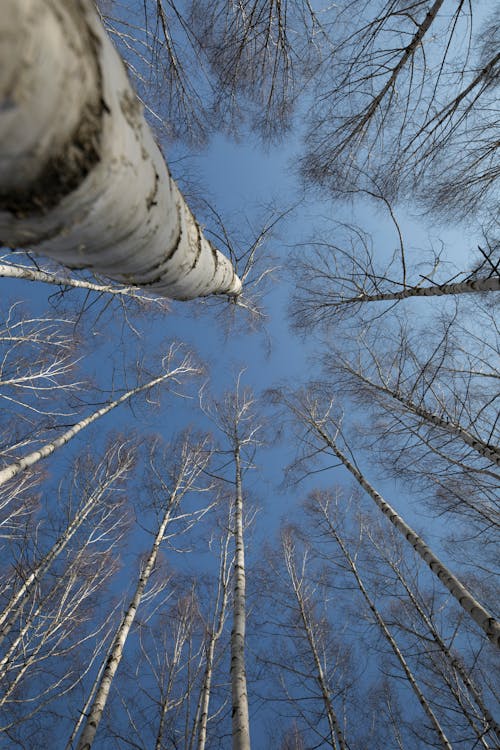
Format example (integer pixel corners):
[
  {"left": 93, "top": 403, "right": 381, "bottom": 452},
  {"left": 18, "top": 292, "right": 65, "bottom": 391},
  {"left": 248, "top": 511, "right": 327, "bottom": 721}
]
[
  {"left": 0, "top": 0, "right": 241, "bottom": 300},
  {"left": 231, "top": 447, "right": 251, "bottom": 750}
]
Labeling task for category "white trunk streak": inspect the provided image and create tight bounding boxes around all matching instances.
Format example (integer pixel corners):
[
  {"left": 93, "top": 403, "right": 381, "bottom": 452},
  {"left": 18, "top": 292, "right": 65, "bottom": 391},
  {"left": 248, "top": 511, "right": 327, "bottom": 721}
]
[
  {"left": 75, "top": 492, "right": 178, "bottom": 750},
  {"left": 314, "top": 422, "right": 500, "bottom": 647},
  {"left": 0, "top": 262, "right": 160, "bottom": 300},
  {"left": 0, "top": 457, "right": 130, "bottom": 646},
  {"left": 231, "top": 447, "right": 251, "bottom": 750},
  {"left": 345, "top": 366, "right": 500, "bottom": 467},
  {"left": 0, "top": 0, "right": 241, "bottom": 300},
  {"left": 345, "top": 276, "right": 500, "bottom": 304},
  {"left": 317, "top": 507, "right": 452, "bottom": 750},
  {"left": 379, "top": 547, "right": 500, "bottom": 745},
  {"left": 196, "top": 534, "right": 231, "bottom": 750},
  {"left": 283, "top": 538, "right": 346, "bottom": 750},
  {"left": 0, "top": 370, "right": 173, "bottom": 488}
]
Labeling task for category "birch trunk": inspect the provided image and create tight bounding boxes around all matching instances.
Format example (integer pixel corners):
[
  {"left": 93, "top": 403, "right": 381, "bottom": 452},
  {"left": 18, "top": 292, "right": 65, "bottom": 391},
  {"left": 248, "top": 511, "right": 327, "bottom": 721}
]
[
  {"left": 342, "top": 276, "right": 500, "bottom": 304},
  {"left": 0, "top": 262, "right": 165, "bottom": 302},
  {"left": 0, "top": 365, "right": 183, "bottom": 488},
  {"left": 0, "top": 0, "right": 241, "bottom": 300},
  {"left": 312, "top": 419, "right": 500, "bottom": 647},
  {"left": 231, "top": 447, "right": 251, "bottom": 750},
  {"left": 0, "top": 447, "right": 132, "bottom": 645},
  {"left": 315, "top": 503, "right": 452, "bottom": 750},
  {"left": 196, "top": 531, "right": 231, "bottom": 750},
  {"left": 75, "top": 492, "right": 178, "bottom": 750},
  {"left": 371, "top": 536, "right": 500, "bottom": 744},
  {"left": 282, "top": 532, "right": 347, "bottom": 750},
  {"left": 340, "top": 364, "right": 500, "bottom": 467}
]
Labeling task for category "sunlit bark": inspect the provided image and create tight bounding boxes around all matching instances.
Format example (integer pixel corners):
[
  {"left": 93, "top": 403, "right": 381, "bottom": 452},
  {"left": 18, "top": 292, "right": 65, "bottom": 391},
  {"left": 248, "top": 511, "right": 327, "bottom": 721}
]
[{"left": 0, "top": 0, "right": 241, "bottom": 300}]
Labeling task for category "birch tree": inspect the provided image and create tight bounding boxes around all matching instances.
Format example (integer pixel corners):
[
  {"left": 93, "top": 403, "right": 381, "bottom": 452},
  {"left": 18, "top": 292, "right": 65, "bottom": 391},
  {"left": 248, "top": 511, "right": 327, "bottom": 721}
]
[
  {"left": 0, "top": 344, "right": 199, "bottom": 489},
  {"left": 280, "top": 528, "right": 348, "bottom": 750},
  {"left": 74, "top": 434, "right": 213, "bottom": 750},
  {"left": 276, "top": 387, "right": 500, "bottom": 646},
  {"left": 302, "top": 0, "right": 499, "bottom": 219},
  {"left": 364, "top": 524, "right": 500, "bottom": 747},
  {"left": 204, "top": 377, "right": 263, "bottom": 750},
  {"left": 0, "top": 440, "right": 134, "bottom": 648},
  {"left": 305, "top": 489, "right": 453, "bottom": 750},
  {"left": 0, "top": 510, "right": 124, "bottom": 741},
  {"left": 323, "top": 318, "right": 500, "bottom": 539},
  {"left": 0, "top": 0, "right": 241, "bottom": 300},
  {"left": 290, "top": 220, "right": 499, "bottom": 331}
]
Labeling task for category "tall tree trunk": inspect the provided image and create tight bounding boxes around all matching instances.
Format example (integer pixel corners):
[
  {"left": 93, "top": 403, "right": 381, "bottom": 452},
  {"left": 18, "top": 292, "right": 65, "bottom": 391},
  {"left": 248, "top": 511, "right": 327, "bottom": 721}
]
[
  {"left": 231, "top": 446, "right": 251, "bottom": 750},
  {"left": 196, "top": 530, "right": 231, "bottom": 750},
  {"left": 311, "top": 418, "right": 500, "bottom": 647},
  {"left": 282, "top": 531, "right": 347, "bottom": 750},
  {"left": 314, "top": 499, "right": 452, "bottom": 750},
  {"left": 368, "top": 530, "right": 500, "bottom": 743},
  {"left": 340, "top": 362, "right": 500, "bottom": 466},
  {"left": 0, "top": 443, "right": 132, "bottom": 646},
  {"left": 0, "top": 358, "right": 191, "bottom": 488},
  {"left": 0, "top": 0, "right": 241, "bottom": 300},
  {"left": 75, "top": 492, "right": 178, "bottom": 750}
]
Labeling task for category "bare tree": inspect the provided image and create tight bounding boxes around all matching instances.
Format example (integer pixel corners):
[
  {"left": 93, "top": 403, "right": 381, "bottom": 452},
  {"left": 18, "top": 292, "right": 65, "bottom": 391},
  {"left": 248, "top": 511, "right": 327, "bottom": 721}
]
[
  {"left": 290, "top": 220, "right": 499, "bottom": 331},
  {"left": 0, "top": 0, "right": 241, "bottom": 300},
  {"left": 74, "top": 433, "right": 213, "bottom": 750},
  {"left": 203, "top": 375, "right": 264, "bottom": 750},
  {"left": 194, "top": 519, "right": 232, "bottom": 750},
  {"left": 276, "top": 387, "right": 500, "bottom": 646},
  {"left": 0, "top": 440, "right": 134, "bottom": 648},
  {"left": 280, "top": 527, "right": 347, "bottom": 750},
  {"left": 0, "top": 344, "right": 200, "bottom": 489},
  {"left": 302, "top": 0, "right": 499, "bottom": 219},
  {"left": 365, "top": 523, "right": 500, "bottom": 746},
  {"left": 306, "top": 488, "right": 453, "bottom": 750}
]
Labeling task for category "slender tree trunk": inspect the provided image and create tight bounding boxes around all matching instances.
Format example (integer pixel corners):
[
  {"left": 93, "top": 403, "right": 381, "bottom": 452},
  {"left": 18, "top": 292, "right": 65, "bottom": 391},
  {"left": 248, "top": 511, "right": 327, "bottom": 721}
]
[
  {"left": 369, "top": 533, "right": 500, "bottom": 743},
  {"left": 0, "top": 448, "right": 132, "bottom": 645},
  {"left": 341, "top": 275, "right": 500, "bottom": 305},
  {"left": 0, "top": 366, "right": 183, "bottom": 488},
  {"left": 312, "top": 420, "right": 500, "bottom": 647},
  {"left": 283, "top": 532, "right": 347, "bottom": 750},
  {"left": 0, "top": 262, "right": 164, "bottom": 300},
  {"left": 0, "top": 0, "right": 241, "bottom": 300},
  {"left": 196, "top": 531, "right": 231, "bottom": 750},
  {"left": 231, "top": 447, "right": 251, "bottom": 750},
  {"left": 315, "top": 503, "right": 452, "bottom": 750},
  {"left": 75, "top": 493, "right": 178, "bottom": 750},
  {"left": 341, "top": 364, "right": 500, "bottom": 466}
]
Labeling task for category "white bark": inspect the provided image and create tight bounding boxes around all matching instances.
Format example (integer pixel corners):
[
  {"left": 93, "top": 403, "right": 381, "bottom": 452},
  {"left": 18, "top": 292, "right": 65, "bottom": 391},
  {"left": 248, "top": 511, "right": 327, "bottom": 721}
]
[
  {"left": 342, "top": 276, "right": 500, "bottom": 305},
  {"left": 231, "top": 447, "right": 251, "bottom": 750},
  {"left": 282, "top": 532, "right": 347, "bottom": 750},
  {"left": 0, "top": 262, "right": 166, "bottom": 303},
  {"left": 316, "top": 505, "right": 452, "bottom": 750},
  {"left": 0, "top": 446, "right": 132, "bottom": 645},
  {"left": 313, "top": 420, "right": 500, "bottom": 647},
  {"left": 75, "top": 493, "right": 177, "bottom": 750},
  {"left": 341, "top": 364, "right": 500, "bottom": 467},
  {"left": 196, "top": 531, "right": 231, "bottom": 750},
  {"left": 0, "top": 360, "right": 188, "bottom": 489},
  {"left": 370, "top": 535, "right": 500, "bottom": 744},
  {"left": 0, "top": 0, "right": 241, "bottom": 300}
]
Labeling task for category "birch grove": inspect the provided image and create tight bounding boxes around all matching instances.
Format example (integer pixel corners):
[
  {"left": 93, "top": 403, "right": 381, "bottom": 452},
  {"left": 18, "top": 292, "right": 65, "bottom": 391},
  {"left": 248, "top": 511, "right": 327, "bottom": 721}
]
[{"left": 0, "top": 0, "right": 498, "bottom": 745}]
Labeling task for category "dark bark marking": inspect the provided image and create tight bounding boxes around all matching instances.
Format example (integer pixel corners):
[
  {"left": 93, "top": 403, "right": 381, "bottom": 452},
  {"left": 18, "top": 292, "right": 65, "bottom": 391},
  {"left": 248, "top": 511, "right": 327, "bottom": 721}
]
[{"left": 0, "top": 25, "right": 104, "bottom": 216}]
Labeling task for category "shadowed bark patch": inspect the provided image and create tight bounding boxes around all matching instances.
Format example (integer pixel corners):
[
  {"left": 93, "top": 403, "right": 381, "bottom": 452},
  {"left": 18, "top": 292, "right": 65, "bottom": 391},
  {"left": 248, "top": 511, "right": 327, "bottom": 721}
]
[{"left": 0, "top": 25, "right": 104, "bottom": 217}]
